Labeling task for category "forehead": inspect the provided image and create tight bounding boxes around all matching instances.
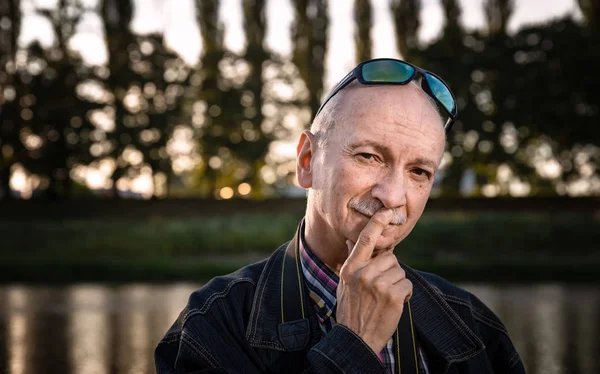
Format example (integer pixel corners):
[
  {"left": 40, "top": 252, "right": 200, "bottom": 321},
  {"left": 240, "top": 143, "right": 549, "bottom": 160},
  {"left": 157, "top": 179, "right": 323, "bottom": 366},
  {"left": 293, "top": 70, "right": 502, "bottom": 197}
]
[{"left": 331, "top": 84, "right": 445, "bottom": 155}]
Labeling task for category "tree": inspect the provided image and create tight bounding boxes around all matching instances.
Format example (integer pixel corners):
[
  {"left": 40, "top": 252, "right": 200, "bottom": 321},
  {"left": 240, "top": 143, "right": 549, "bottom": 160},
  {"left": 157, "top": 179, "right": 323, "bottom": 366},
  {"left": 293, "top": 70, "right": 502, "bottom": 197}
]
[
  {"left": 292, "top": 0, "right": 328, "bottom": 117},
  {"left": 28, "top": 1, "right": 103, "bottom": 199},
  {"left": 195, "top": 0, "right": 223, "bottom": 196},
  {"left": 390, "top": 0, "right": 420, "bottom": 61},
  {"left": 1, "top": 0, "right": 102, "bottom": 199},
  {"left": 441, "top": 0, "right": 462, "bottom": 44},
  {"left": 354, "top": 0, "right": 372, "bottom": 62},
  {"left": 102, "top": 0, "right": 137, "bottom": 197},
  {"left": 0, "top": 0, "right": 21, "bottom": 199},
  {"left": 578, "top": 0, "right": 600, "bottom": 33},
  {"left": 484, "top": 0, "right": 513, "bottom": 36},
  {"left": 241, "top": 0, "right": 271, "bottom": 194}
]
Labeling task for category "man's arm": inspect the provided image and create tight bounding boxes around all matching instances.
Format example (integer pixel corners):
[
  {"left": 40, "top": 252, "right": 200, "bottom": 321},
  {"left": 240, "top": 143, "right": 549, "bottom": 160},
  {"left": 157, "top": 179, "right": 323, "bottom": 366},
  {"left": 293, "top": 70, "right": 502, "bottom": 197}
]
[{"left": 155, "top": 320, "right": 389, "bottom": 373}]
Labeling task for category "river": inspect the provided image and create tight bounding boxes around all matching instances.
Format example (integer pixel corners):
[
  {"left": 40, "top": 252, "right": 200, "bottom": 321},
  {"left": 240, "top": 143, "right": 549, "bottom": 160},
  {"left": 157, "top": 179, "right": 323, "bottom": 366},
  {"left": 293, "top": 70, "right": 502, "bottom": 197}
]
[{"left": 0, "top": 283, "right": 598, "bottom": 374}]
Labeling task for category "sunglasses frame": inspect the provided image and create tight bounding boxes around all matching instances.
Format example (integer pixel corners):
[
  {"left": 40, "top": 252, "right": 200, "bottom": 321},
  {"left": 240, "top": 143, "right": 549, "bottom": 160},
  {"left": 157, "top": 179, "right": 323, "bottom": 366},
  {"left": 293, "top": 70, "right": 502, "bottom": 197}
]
[{"left": 315, "top": 58, "right": 458, "bottom": 133}]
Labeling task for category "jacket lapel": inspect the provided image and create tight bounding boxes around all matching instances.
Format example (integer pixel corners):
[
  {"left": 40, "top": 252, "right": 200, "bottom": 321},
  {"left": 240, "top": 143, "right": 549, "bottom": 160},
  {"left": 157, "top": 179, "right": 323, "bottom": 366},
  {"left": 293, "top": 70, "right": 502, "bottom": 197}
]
[{"left": 246, "top": 232, "right": 321, "bottom": 352}]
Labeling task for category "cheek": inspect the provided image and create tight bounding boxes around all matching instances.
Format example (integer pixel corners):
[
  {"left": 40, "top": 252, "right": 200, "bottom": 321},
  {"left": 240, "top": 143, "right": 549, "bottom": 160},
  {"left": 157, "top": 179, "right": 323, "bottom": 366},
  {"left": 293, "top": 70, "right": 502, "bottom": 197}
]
[
  {"left": 335, "top": 163, "right": 374, "bottom": 195},
  {"left": 407, "top": 181, "right": 433, "bottom": 215}
]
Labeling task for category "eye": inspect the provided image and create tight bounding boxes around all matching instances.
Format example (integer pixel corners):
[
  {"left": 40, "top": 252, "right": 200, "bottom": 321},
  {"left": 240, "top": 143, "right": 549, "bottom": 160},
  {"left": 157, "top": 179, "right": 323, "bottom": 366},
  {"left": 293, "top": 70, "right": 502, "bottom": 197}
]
[
  {"left": 356, "top": 153, "right": 378, "bottom": 162},
  {"left": 411, "top": 168, "right": 432, "bottom": 180}
]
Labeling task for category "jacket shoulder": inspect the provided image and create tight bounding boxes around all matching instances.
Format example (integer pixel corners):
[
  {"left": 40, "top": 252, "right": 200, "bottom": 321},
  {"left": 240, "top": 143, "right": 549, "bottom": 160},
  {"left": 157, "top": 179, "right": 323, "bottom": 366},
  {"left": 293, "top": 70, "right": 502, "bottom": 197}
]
[
  {"left": 414, "top": 269, "right": 524, "bottom": 371},
  {"left": 155, "top": 257, "right": 273, "bottom": 371},
  {"left": 413, "top": 270, "right": 509, "bottom": 335},
  {"left": 186, "top": 259, "right": 265, "bottom": 314},
  {"left": 161, "top": 258, "right": 267, "bottom": 341}
]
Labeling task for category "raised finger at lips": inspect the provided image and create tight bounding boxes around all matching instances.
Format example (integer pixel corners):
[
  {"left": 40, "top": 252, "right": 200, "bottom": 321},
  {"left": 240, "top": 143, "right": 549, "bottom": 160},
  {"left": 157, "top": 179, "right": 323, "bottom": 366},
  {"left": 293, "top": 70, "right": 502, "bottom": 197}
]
[{"left": 347, "top": 210, "right": 394, "bottom": 262}]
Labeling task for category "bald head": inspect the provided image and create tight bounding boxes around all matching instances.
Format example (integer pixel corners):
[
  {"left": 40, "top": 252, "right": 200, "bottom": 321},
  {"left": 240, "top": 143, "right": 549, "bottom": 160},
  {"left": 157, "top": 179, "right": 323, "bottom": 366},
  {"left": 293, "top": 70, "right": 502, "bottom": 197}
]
[{"left": 311, "top": 81, "right": 445, "bottom": 146}]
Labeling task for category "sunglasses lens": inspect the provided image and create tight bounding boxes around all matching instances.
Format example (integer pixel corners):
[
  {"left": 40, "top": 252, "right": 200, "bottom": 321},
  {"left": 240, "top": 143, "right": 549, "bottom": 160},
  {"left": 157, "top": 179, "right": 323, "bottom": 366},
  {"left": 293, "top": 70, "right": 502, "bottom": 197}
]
[
  {"left": 425, "top": 73, "right": 456, "bottom": 116},
  {"left": 361, "top": 60, "right": 415, "bottom": 83}
]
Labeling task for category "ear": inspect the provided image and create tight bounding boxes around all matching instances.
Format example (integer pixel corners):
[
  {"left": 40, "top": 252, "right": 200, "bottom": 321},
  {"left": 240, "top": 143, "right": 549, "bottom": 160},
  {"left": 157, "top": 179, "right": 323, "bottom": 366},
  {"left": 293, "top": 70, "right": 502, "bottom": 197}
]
[{"left": 296, "top": 130, "right": 316, "bottom": 189}]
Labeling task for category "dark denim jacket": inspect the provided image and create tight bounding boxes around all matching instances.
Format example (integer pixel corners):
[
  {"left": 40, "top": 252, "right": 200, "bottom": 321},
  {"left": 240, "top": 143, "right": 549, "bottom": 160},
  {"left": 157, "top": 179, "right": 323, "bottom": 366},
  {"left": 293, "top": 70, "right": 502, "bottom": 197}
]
[{"left": 155, "top": 240, "right": 525, "bottom": 373}]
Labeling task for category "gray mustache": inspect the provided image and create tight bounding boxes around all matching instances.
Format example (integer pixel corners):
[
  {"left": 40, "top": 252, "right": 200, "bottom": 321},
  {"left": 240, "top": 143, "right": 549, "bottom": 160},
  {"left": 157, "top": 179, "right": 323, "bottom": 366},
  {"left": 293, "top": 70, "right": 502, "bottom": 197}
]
[{"left": 348, "top": 198, "right": 406, "bottom": 225}]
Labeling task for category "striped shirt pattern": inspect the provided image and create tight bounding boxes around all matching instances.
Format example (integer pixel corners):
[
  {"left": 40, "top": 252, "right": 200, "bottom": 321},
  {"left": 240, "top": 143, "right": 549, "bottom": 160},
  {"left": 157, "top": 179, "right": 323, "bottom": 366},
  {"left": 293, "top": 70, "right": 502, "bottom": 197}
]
[{"left": 298, "top": 222, "right": 396, "bottom": 373}]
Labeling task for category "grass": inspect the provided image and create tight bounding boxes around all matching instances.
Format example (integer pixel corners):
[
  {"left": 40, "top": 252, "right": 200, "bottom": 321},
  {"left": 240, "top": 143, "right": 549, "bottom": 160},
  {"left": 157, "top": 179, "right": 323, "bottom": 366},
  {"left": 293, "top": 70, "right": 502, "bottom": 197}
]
[
  {"left": 1, "top": 211, "right": 598, "bottom": 283},
  {"left": 1, "top": 213, "right": 300, "bottom": 258}
]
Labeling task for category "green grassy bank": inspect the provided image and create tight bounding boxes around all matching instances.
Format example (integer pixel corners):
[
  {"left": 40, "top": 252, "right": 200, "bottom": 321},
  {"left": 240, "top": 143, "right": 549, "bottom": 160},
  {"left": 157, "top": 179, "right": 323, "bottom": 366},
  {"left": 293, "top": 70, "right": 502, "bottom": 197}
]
[
  {"left": 1, "top": 211, "right": 598, "bottom": 283},
  {"left": 0, "top": 257, "right": 597, "bottom": 284}
]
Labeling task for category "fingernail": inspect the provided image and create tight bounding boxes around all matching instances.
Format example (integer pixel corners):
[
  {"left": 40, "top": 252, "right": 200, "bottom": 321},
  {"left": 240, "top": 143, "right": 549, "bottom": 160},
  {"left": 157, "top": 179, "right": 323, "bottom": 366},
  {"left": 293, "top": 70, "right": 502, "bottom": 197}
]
[{"left": 376, "top": 209, "right": 393, "bottom": 223}]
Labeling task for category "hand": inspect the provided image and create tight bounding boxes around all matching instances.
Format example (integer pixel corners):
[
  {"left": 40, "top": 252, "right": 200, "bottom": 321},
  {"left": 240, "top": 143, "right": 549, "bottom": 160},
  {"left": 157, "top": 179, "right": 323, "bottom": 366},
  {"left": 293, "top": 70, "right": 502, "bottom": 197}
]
[{"left": 335, "top": 209, "right": 413, "bottom": 354}]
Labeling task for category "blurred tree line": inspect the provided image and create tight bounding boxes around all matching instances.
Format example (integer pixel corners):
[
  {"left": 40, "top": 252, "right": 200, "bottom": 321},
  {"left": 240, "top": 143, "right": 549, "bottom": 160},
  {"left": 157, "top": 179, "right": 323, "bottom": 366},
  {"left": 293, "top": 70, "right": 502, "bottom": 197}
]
[{"left": 0, "top": 0, "right": 598, "bottom": 200}]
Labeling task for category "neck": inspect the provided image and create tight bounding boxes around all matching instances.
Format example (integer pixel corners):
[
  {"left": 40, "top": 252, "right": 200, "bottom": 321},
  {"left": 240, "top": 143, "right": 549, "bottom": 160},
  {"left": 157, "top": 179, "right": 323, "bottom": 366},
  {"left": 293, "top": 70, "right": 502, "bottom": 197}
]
[{"left": 303, "top": 210, "right": 348, "bottom": 273}]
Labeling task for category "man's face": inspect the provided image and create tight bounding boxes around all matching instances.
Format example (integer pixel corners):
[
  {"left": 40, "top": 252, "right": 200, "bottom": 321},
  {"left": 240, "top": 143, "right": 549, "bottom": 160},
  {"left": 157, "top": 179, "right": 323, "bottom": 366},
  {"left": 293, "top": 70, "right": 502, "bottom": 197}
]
[{"left": 299, "top": 84, "right": 446, "bottom": 254}]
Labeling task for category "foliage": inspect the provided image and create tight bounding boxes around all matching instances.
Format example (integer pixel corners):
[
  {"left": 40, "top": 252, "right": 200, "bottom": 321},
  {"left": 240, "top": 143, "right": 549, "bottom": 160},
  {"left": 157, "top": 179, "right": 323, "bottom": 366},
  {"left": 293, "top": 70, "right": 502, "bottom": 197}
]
[
  {"left": 0, "top": 0, "right": 598, "bottom": 200},
  {"left": 354, "top": 0, "right": 372, "bottom": 62},
  {"left": 399, "top": 0, "right": 600, "bottom": 196}
]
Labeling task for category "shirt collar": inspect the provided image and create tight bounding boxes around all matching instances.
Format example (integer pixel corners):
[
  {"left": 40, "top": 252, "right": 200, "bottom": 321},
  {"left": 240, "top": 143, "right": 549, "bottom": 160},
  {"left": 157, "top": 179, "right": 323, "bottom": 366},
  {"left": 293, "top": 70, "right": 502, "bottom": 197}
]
[{"left": 298, "top": 219, "right": 340, "bottom": 322}]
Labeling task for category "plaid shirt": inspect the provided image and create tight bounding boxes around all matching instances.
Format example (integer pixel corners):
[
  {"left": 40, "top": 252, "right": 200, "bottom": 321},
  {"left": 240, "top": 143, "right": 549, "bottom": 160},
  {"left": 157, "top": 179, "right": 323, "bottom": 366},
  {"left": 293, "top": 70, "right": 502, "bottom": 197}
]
[{"left": 298, "top": 224, "right": 397, "bottom": 373}]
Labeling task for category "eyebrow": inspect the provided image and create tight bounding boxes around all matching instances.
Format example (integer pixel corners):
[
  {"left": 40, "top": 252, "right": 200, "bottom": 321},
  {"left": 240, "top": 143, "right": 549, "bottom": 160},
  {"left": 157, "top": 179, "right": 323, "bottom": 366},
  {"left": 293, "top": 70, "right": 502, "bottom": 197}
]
[
  {"left": 350, "top": 141, "right": 438, "bottom": 170},
  {"left": 412, "top": 157, "right": 438, "bottom": 171},
  {"left": 350, "top": 140, "right": 390, "bottom": 156}
]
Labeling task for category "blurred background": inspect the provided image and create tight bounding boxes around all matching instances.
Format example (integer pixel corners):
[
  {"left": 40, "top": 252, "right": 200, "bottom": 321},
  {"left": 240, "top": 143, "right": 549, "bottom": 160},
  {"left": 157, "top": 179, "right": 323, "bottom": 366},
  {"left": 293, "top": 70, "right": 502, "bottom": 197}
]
[{"left": 0, "top": 0, "right": 599, "bottom": 373}]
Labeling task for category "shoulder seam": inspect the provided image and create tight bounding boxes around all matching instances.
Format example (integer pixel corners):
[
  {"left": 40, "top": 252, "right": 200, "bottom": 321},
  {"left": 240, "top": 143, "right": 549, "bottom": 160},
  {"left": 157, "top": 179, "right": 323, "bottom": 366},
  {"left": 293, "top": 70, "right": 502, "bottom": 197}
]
[
  {"left": 508, "top": 350, "right": 521, "bottom": 369},
  {"left": 182, "top": 277, "right": 255, "bottom": 323},
  {"left": 160, "top": 332, "right": 180, "bottom": 345}
]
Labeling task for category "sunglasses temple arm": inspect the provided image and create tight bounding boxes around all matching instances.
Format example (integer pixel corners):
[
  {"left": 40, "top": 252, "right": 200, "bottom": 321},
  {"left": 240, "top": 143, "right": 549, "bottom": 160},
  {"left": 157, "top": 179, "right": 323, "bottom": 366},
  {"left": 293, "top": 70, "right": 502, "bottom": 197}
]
[{"left": 444, "top": 117, "right": 454, "bottom": 134}]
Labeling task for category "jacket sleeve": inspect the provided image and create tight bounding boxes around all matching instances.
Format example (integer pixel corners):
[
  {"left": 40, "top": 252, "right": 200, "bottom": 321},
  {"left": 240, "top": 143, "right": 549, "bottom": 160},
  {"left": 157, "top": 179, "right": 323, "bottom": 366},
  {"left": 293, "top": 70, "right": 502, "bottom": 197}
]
[
  {"left": 486, "top": 327, "right": 526, "bottom": 374},
  {"left": 155, "top": 319, "right": 388, "bottom": 373},
  {"left": 154, "top": 329, "right": 230, "bottom": 373},
  {"left": 304, "top": 324, "right": 388, "bottom": 374}
]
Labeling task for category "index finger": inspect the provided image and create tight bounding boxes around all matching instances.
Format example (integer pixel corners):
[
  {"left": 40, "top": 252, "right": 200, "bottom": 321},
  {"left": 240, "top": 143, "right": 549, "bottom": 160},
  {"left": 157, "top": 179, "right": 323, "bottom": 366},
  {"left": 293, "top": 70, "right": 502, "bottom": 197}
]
[{"left": 347, "top": 209, "right": 393, "bottom": 263}]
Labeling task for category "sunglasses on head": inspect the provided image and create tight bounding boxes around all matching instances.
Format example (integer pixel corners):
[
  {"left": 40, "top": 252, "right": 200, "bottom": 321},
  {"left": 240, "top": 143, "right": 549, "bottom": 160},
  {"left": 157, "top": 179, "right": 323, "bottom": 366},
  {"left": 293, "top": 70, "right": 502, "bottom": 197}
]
[{"left": 315, "top": 58, "right": 458, "bottom": 132}]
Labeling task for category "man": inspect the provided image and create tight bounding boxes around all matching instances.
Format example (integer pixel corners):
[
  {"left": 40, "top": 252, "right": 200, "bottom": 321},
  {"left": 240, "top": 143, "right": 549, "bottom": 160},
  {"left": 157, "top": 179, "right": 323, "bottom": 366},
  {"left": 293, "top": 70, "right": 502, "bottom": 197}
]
[{"left": 155, "top": 59, "right": 525, "bottom": 373}]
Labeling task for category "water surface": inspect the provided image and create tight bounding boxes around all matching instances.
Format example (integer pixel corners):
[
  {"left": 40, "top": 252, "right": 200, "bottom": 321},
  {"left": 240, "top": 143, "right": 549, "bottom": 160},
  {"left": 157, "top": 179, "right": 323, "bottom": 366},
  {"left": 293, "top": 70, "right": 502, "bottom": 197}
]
[{"left": 0, "top": 283, "right": 597, "bottom": 374}]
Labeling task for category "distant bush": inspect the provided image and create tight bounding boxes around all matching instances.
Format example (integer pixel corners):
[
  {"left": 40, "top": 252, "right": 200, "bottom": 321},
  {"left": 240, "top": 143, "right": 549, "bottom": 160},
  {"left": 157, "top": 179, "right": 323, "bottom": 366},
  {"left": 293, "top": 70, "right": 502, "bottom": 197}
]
[{"left": 1, "top": 212, "right": 597, "bottom": 260}]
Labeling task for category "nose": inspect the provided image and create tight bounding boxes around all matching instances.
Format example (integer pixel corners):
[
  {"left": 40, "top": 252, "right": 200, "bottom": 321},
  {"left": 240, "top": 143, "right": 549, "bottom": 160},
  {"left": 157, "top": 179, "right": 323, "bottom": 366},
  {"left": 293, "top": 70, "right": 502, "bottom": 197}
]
[{"left": 370, "top": 168, "right": 407, "bottom": 210}]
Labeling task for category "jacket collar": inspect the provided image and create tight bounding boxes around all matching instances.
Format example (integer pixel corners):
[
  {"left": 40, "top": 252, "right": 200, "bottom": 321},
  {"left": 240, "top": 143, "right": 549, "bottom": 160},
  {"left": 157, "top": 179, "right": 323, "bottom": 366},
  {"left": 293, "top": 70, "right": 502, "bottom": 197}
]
[{"left": 246, "top": 232, "right": 485, "bottom": 364}]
